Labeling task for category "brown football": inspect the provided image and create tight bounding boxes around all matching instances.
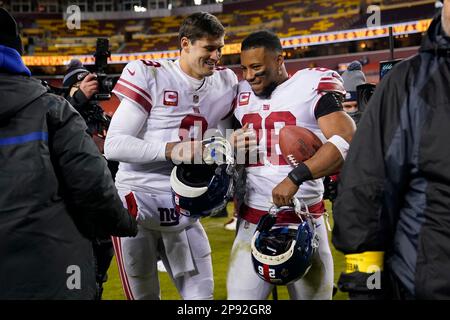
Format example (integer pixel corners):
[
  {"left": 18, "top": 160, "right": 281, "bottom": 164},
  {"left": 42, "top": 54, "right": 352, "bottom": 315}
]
[{"left": 279, "top": 126, "right": 323, "bottom": 167}]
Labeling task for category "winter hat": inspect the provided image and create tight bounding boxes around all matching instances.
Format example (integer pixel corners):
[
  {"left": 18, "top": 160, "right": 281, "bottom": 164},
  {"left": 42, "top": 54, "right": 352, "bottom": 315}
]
[
  {"left": 341, "top": 61, "right": 366, "bottom": 101},
  {"left": 63, "top": 59, "right": 89, "bottom": 88},
  {"left": 0, "top": 8, "right": 24, "bottom": 55}
]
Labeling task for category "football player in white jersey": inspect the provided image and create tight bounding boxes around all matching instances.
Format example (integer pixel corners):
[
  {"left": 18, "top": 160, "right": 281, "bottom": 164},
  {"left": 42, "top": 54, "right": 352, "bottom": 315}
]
[
  {"left": 104, "top": 12, "right": 238, "bottom": 300},
  {"left": 227, "top": 30, "right": 356, "bottom": 300}
]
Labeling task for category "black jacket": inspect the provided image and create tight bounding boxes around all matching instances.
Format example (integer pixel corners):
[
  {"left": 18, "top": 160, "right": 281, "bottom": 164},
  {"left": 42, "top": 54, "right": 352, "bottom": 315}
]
[
  {"left": 0, "top": 74, "right": 137, "bottom": 299},
  {"left": 332, "top": 14, "right": 450, "bottom": 299}
]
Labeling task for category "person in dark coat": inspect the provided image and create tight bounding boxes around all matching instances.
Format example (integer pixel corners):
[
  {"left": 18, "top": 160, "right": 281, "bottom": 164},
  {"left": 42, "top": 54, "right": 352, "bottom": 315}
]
[
  {"left": 62, "top": 59, "right": 119, "bottom": 299},
  {"left": 0, "top": 8, "right": 137, "bottom": 300},
  {"left": 333, "top": 3, "right": 450, "bottom": 299}
]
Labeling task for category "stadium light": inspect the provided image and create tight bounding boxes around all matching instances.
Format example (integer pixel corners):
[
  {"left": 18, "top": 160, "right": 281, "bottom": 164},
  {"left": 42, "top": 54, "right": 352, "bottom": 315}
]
[
  {"left": 216, "top": 0, "right": 224, "bottom": 3},
  {"left": 194, "top": 0, "right": 202, "bottom": 5},
  {"left": 134, "top": 5, "right": 147, "bottom": 12}
]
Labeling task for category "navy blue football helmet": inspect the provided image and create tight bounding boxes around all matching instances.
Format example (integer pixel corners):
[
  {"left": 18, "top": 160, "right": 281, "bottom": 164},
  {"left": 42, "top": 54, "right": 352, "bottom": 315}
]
[
  {"left": 170, "top": 137, "right": 235, "bottom": 218},
  {"left": 251, "top": 198, "right": 319, "bottom": 285}
]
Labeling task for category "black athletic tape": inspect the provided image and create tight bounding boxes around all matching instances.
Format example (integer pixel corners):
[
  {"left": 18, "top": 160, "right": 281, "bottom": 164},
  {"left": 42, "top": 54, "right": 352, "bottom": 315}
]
[{"left": 314, "top": 92, "right": 344, "bottom": 119}]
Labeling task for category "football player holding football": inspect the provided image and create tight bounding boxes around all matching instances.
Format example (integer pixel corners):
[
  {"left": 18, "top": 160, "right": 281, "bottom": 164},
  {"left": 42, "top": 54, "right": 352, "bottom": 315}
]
[{"left": 227, "top": 30, "right": 355, "bottom": 300}]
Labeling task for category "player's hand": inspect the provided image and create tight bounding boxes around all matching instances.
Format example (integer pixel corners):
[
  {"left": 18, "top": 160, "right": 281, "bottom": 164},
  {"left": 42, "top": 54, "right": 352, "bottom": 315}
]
[
  {"left": 79, "top": 73, "right": 99, "bottom": 99},
  {"left": 272, "top": 177, "right": 299, "bottom": 207},
  {"left": 166, "top": 140, "right": 204, "bottom": 164},
  {"left": 230, "top": 123, "right": 258, "bottom": 163}
]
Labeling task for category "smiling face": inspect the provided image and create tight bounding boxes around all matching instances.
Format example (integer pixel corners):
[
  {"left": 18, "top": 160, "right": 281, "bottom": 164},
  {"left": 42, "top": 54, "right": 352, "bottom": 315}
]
[
  {"left": 180, "top": 35, "right": 224, "bottom": 80},
  {"left": 240, "top": 46, "right": 283, "bottom": 98}
]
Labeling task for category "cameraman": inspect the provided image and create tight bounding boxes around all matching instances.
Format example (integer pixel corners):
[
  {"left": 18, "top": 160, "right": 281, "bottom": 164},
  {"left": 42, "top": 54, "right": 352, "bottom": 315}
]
[
  {"left": 67, "top": 73, "right": 98, "bottom": 110},
  {"left": 63, "top": 59, "right": 117, "bottom": 300},
  {"left": 63, "top": 60, "right": 111, "bottom": 154}
]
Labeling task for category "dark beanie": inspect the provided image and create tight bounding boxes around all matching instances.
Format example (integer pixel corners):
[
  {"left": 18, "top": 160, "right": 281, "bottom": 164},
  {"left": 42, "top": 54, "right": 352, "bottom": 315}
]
[
  {"left": 63, "top": 59, "right": 89, "bottom": 88},
  {"left": 0, "top": 8, "right": 24, "bottom": 55}
]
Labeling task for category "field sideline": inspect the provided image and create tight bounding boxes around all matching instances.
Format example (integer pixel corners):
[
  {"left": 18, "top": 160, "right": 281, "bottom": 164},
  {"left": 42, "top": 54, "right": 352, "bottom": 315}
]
[{"left": 103, "top": 201, "right": 348, "bottom": 300}]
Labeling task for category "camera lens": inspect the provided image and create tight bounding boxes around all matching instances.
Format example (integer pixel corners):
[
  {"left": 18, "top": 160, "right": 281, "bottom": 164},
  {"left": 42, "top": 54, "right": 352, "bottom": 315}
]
[{"left": 102, "top": 77, "right": 113, "bottom": 92}]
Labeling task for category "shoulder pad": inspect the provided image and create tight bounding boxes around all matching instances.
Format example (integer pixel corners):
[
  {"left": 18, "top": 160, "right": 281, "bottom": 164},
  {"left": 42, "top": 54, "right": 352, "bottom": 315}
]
[{"left": 316, "top": 70, "right": 346, "bottom": 96}]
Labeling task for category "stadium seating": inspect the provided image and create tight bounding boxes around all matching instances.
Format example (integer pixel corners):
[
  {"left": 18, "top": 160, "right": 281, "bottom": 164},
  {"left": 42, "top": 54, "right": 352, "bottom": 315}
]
[
  {"left": 17, "top": 0, "right": 435, "bottom": 56},
  {"left": 350, "top": 1, "right": 436, "bottom": 28}
]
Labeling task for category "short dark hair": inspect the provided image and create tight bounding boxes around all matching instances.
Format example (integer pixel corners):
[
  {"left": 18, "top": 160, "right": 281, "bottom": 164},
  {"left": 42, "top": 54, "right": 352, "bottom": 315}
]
[
  {"left": 241, "top": 30, "right": 282, "bottom": 53},
  {"left": 178, "top": 12, "right": 225, "bottom": 46}
]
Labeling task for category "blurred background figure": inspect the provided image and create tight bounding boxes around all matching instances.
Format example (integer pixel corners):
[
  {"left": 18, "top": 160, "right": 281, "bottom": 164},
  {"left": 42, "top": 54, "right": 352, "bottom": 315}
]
[
  {"left": 341, "top": 61, "right": 367, "bottom": 126},
  {"left": 223, "top": 211, "right": 237, "bottom": 231},
  {"left": 323, "top": 61, "right": 368, "bottom": 203}
]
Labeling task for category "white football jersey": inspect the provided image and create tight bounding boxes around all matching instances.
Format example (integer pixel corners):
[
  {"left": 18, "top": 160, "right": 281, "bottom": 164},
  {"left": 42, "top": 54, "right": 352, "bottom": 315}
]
[
  {"left": 112, "top": 59, "right": 238, "bottom": 195},
  {"left": 234, "top": 67, "right": 344, "bottom": 213}
]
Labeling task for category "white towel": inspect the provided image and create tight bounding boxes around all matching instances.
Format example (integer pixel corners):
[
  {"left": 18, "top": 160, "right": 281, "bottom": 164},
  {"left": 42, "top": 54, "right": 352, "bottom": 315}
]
[{"left": 161, "top": 230, "right": 195, "bottom": 278}]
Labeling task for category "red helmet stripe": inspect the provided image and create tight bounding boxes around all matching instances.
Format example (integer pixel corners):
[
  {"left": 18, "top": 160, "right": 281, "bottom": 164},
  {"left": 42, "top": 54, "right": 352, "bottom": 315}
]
[{"left": 263, "top": 264, "right": 271, "bottom": 282}]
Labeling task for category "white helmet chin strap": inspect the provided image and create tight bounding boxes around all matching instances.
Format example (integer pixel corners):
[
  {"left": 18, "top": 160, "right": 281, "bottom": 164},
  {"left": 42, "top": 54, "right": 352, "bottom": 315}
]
[
  {"left": 268, "top": 197, "right": 314, "bottom": 222},
  {"left": 267, "top": 197, "right": 319, "bottom": 249}
]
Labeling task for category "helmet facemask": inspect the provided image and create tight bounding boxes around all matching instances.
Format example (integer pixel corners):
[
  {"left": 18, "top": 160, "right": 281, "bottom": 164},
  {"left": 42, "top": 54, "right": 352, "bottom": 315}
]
[{"left": 170, "top": 136, "right": 235, "bottom": 218}]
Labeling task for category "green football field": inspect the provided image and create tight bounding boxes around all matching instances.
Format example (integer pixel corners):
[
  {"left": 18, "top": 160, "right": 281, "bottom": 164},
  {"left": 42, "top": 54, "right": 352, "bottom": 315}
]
[{"left": 102, "top": 201, "right": 348, "bottom": 300}]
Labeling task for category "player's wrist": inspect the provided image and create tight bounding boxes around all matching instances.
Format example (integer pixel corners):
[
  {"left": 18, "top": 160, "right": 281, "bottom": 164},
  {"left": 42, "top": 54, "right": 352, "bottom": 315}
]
[
  {"left": 165, "top": 142, "right": 178, "bottom": 161},
  {"left": 156, "top": 141, "right": 168, "bottom": 161},
  {"left": 287, "top": 162, "right": 313, "bottom": 186}
]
